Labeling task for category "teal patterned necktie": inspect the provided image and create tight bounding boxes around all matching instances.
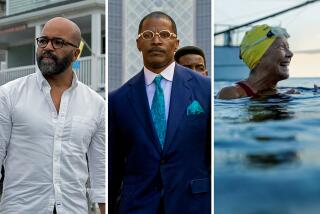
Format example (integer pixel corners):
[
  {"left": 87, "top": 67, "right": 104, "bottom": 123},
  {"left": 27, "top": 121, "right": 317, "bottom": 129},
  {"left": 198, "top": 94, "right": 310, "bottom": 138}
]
[{"left": 151, "top": 75, "right": 166, "bottom": 149}]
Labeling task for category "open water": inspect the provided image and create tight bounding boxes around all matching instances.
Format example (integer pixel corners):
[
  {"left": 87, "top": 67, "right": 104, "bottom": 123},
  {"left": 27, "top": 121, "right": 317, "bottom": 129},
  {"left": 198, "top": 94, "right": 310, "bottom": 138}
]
[{"left": 214, "top": 78, "right": 320, "bottom": 214}]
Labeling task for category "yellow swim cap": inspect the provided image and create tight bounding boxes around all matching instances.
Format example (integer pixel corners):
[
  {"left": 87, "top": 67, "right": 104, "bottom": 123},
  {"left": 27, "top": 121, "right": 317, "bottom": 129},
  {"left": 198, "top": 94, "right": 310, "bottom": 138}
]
[{"left": 240, "top": 24, "right": 290, "bottom": 70}]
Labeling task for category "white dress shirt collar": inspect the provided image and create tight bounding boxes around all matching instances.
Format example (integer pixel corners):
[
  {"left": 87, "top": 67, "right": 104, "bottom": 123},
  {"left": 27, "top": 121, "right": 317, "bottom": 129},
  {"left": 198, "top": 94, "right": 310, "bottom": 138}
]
[{"left": 144, "top": 61, "right": 175, "bottom": 86}]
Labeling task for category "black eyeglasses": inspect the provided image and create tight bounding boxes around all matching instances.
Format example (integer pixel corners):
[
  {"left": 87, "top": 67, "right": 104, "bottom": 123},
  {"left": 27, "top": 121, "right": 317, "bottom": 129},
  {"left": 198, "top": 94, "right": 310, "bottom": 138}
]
[
  {"left": 36, "top": 37, "right": 78, "bottom": 49},
  {"left": 137, "top": 30, "right": 177, "bottom": 40}
]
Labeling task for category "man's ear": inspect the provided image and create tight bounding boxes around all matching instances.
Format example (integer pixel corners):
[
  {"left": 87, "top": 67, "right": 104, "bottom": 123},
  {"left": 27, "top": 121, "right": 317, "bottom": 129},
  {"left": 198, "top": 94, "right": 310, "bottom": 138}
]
[
  {"left": 136, "top": 39, "right": 141, "bottom": 52},
  {"left": 175, "top": 39, "right": 180, "bottom": 51},
  {"left": 73, "top": 48, "right": 81, "bottom": 60}
]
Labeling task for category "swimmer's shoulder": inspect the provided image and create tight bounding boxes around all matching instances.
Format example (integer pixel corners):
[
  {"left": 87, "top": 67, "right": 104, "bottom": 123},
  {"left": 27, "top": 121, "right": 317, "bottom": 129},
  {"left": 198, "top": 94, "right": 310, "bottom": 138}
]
[{"left": 217, "top": 85, "right": 246, "bottom": 100}]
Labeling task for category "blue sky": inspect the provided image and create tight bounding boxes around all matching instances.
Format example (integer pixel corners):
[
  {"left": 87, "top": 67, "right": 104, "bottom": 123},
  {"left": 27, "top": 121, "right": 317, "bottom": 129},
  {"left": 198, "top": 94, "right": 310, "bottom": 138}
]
[{"left": 215, "top": 0, "right": 320, "bottom": 77}]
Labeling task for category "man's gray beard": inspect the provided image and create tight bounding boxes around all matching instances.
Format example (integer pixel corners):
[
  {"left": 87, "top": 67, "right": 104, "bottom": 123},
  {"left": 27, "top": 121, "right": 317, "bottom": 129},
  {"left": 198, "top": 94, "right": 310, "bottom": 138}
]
[
  {"left": 37, "top": 52, "right": 73, "bottom": 76},
  {"left": 38, "top": 61, "right": 61, "bottom": 76}
]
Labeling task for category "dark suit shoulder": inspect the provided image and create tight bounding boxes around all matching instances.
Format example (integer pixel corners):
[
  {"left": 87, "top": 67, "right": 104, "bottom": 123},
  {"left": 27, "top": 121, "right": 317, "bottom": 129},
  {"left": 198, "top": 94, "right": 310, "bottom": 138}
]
[
  {"left": 176, "top": 64, "right": 211, "bottom": 88},
  {"left": 190, "top": 71, "right": 211, "bottom": 90},
  {"left": 177, "top": 65, "right": 211, "bottom": 97}
]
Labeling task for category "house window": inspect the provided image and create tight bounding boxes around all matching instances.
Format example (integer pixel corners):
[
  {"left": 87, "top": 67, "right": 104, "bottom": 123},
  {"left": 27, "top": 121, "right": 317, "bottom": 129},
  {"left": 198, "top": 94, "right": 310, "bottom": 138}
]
[
  {"left": 102, "top": 35, "right": 105, "bottom": 54},
  {"left": 0, "top": 0, "right": 5, "bottom": 14}
]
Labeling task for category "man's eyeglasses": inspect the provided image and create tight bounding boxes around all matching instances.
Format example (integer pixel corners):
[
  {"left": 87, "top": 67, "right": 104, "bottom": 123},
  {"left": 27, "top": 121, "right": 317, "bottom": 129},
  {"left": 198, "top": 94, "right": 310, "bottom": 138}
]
[
  {"left": 137, "top": 30, "right": 177, "bottom": 40},
  {"left": 36, "top": 37, "right": 78, "bottom": 49}
]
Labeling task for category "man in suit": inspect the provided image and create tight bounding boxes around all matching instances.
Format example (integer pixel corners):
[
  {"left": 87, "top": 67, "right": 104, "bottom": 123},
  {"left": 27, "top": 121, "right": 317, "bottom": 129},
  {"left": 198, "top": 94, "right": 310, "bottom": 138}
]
[{"left": 109, "top": 11, "right": 211, "bottom": 213}]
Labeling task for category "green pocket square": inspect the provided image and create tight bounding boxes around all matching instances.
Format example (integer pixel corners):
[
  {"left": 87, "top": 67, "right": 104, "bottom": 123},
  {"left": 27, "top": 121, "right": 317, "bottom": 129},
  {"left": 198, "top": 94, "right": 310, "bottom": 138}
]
[{"left": 187, "top": 100, "right": 205, "bottom": 115}]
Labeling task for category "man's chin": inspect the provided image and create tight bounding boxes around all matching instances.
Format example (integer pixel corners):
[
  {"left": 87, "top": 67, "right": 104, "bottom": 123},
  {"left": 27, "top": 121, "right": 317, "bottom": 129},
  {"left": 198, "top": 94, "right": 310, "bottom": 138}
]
[
  {"left": 39, "top": 65, "right": 63, "bottom": 76},
  {"left": 40, "top": 70, "right": 59, "bottom": 76},
  {"left": 148, "top": 60, "right": 170, "bottom": 69}
]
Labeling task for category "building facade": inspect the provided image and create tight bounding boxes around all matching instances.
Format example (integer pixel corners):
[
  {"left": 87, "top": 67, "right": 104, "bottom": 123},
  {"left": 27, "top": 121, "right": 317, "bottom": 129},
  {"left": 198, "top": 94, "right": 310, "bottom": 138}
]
[
  {"left": 108, "top": 0, "right": 211, "bottom": 91},
  {"left": 0, "top": 0, "right": 105, "bottom": 94}
]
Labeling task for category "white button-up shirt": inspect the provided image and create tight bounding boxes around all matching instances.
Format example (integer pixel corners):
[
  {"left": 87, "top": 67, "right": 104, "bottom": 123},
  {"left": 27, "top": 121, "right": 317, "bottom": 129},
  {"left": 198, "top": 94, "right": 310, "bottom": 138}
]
[
  {"left": 144, "top": 61, "right": 175, "bottom": 120},
  {"left": 0, "top": 69, "right": 105, "bottom": 214}
]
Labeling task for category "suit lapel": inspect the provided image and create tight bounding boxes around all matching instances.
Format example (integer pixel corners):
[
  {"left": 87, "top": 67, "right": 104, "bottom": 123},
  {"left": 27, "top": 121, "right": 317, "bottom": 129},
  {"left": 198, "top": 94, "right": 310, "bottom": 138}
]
[
  {"left": 164, "top": 65, "right": 192, "bottom": 151},
  {"left": 127, "top": 71, "right": 162, "bottom": 153}
]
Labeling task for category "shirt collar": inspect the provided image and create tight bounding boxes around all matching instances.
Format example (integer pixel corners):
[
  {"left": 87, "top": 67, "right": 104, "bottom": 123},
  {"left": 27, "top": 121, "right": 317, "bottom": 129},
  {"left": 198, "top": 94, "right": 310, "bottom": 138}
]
[
  {"left": 36, "top": 68, "right": 48, "bottom": 90},
  {"left": 36, "top": 68, "right": 79, "bottom": 90},
  {"left": 144, "top": 61, "right": 175, "bottom": 86},
  {"left": 71, "top": 72, "right": 79, "bottom": 88}
]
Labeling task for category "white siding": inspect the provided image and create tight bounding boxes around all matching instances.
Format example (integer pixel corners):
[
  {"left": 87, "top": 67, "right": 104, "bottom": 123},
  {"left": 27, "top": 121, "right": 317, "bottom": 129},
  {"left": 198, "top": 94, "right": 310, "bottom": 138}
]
[{"left": 8, "top": 0, "right": 66, "bottom": 15}]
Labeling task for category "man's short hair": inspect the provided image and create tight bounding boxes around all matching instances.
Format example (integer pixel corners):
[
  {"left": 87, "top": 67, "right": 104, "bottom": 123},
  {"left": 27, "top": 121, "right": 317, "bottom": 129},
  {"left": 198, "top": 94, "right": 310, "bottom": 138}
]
[
  {"left": 175, "top": 46, "right": 206, "bottom": 67},
  {"left": 138, "top": 11, "right": 177, "bottom": 35}
]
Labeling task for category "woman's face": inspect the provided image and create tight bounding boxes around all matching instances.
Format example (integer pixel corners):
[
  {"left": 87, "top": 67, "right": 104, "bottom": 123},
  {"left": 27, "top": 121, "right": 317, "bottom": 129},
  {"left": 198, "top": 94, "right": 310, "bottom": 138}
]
[{"left": 257, "top": 37, "right": 293, "bottom": 80}]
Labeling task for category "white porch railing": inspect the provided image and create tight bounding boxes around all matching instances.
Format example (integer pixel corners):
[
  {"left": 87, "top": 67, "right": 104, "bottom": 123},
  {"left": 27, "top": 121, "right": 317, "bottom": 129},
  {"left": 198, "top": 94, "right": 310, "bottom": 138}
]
[
  {"left": 0, "top": 65, "right": 36, "bottom": 85},
  {"left": 74, "top": 56, "right": 92, "bottom": 86},
  {"left": 0, "top": 55, "right": 106, "bottom": 91},
  {"left": 98, "top": 54, "right": 105, "bottom": 88}
]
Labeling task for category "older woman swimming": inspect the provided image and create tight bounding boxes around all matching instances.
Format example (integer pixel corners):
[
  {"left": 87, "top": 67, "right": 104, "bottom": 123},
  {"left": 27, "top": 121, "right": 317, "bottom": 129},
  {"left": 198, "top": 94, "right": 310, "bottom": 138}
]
[{"left": 217, "top": 24, "right": 293, "bottom": 99}]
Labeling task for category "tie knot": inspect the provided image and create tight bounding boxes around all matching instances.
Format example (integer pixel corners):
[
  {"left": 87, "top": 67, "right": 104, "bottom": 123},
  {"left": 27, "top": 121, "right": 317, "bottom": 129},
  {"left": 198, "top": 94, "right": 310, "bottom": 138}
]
[{"left": 153, "top": 75, "right": 162, "bottom": 86}]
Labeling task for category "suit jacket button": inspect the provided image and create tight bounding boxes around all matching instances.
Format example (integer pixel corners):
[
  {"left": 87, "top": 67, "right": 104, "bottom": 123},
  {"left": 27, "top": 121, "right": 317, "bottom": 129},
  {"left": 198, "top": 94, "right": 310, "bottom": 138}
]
[{"left": 160, "top": 159, "right": 166, "bottom": 165}]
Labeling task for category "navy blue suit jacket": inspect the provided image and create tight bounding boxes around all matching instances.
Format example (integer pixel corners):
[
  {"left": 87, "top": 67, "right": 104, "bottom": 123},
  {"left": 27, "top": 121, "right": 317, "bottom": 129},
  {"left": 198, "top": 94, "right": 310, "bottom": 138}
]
[{"left": 109, "top": 64, "right": 211, "bottom": 214}]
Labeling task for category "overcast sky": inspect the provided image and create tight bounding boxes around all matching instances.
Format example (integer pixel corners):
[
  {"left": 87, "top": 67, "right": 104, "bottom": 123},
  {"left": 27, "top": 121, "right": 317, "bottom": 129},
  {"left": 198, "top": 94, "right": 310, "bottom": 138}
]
[{"left": 215, "top": 0, "right": 320, "bottom": 77}]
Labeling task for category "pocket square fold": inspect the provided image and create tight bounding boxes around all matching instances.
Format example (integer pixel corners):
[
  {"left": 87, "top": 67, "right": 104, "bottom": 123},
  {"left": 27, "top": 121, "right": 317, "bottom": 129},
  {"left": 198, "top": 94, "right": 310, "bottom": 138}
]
[{"left": 187, "top": 100, "right": 205, "bottom": 115}]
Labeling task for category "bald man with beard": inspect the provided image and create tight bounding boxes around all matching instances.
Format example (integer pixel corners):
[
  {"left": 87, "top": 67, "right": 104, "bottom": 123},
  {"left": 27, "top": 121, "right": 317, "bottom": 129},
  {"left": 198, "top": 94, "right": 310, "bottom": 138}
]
[{"left": 0, "top": 17, "right": 105, "bottom": 214}]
